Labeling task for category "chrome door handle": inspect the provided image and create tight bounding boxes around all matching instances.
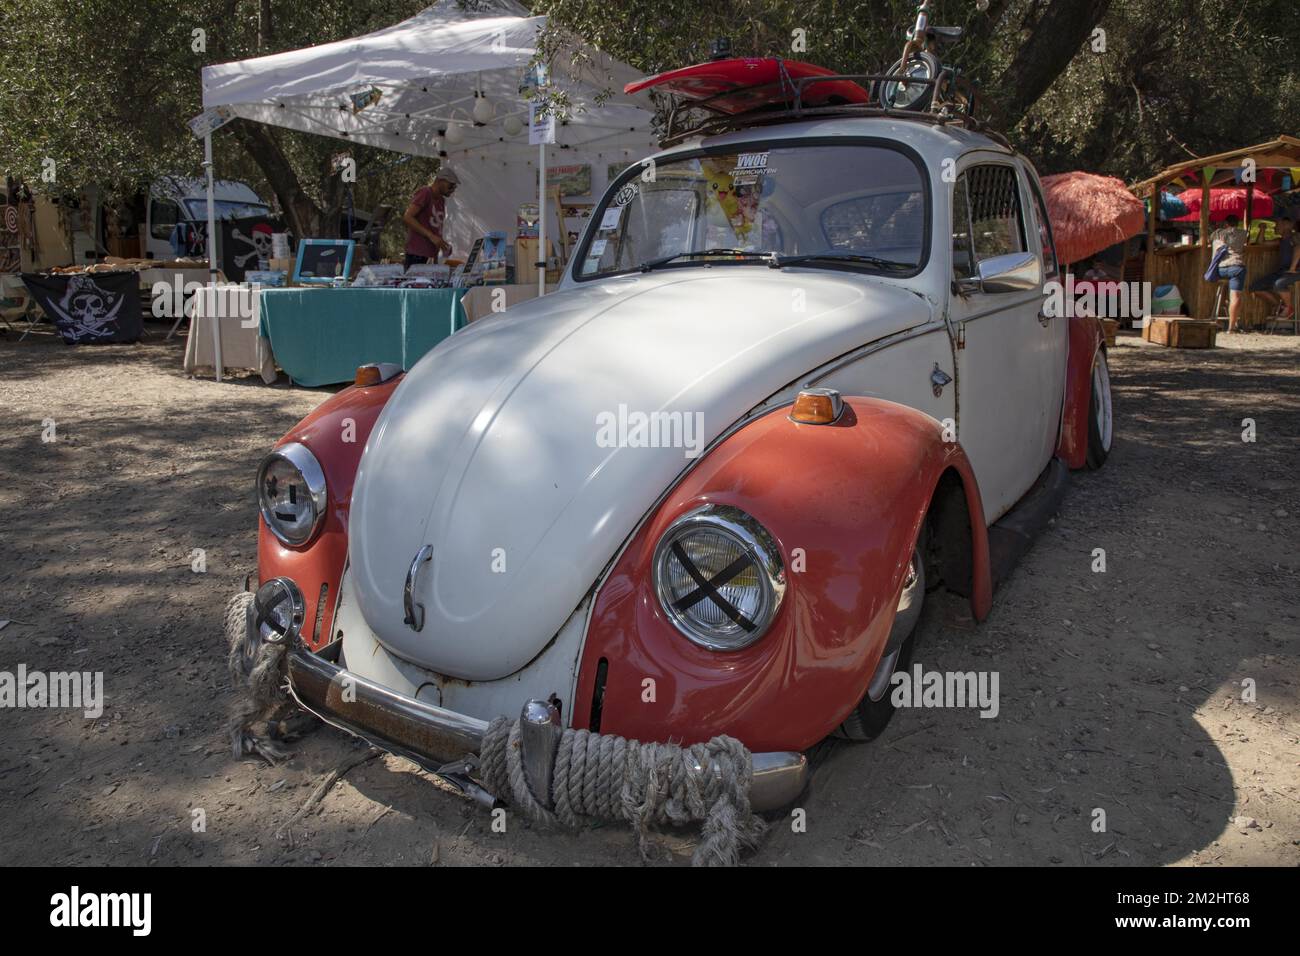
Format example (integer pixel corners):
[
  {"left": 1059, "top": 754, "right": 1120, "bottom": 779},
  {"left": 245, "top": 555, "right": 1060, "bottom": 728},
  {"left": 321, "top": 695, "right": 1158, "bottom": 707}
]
[
  {"left": 1038, "top": 309, "right": 1051, "bottom": 327},
  {"left": 403, "top": 544, "right": 434, "bottom": 632}
]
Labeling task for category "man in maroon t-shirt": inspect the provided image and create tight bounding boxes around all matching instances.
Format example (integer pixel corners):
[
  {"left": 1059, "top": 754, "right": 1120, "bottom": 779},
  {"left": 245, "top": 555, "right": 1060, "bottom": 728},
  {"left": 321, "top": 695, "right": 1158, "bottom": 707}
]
[{"left": 402, "top": 167, "right": 458, "bottom": 268}]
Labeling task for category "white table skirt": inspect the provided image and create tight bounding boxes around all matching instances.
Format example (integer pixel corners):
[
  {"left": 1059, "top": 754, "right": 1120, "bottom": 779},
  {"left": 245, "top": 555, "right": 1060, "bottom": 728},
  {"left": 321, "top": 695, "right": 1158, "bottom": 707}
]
[{"left": 182, "top": 284, "right": 276, "bottom": 384}]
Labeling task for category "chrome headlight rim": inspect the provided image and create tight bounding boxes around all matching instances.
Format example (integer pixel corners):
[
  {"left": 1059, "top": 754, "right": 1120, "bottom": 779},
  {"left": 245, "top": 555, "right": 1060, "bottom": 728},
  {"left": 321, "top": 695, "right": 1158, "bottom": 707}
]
[
  {"left": 256, "top": 442, "right": 328, "bottom": 547},
  {"left": 652, "top": 504, "right": 787, "bottom": 652},
  {"left": 253, "top": 576, "right": 305, "bottom": 645}
]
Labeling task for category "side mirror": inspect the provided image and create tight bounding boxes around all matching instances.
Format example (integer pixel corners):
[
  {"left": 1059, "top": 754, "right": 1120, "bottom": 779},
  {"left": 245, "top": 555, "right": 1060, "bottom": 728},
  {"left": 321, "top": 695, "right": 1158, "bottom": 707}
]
[{"left": 976, "top": 252, "right": 1041, "bottom": 293}]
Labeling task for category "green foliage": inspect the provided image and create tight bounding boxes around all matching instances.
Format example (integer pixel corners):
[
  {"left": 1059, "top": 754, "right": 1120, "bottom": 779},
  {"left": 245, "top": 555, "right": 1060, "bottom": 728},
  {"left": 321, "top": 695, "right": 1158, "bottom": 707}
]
[
  {"left": 0, "top": 0, "right": 1294, "bottom": 230},
  {"left": 1022, "top": 0, "right": 1300, "bottom": 180},
  {"left": 537, "top": 0, "right": 1299, "bottom": 181},
  {"left": 0, "top": 0, "right": 437, "bottom": 239}
]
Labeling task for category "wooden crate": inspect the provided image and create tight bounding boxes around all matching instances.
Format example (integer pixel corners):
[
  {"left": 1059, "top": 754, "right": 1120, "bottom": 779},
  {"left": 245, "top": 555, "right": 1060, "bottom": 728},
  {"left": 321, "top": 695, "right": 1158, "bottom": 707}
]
[
  {"left": 1100, "top": 319, "right": 1119, "bottom": 348},
  {"left": 1143, "top": 316, "right": 1217, "bottom": 349}
]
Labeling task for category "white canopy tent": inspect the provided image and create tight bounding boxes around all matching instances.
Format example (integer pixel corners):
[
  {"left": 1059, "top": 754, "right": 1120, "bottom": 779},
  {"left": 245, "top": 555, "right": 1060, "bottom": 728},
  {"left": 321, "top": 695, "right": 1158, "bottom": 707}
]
[{"left": 197, "top": 0, "right": 657, "bottom": 374}]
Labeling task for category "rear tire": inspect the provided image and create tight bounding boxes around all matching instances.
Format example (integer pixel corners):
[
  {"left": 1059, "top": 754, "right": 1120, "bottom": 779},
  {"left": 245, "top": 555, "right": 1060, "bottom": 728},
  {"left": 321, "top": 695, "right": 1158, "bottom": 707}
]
[
  {"left": 1086, "top": 349, "right": 1113, "bottom": 469},
  {"left": 836, "top": 541, "right": 925, "bottom": 741}
]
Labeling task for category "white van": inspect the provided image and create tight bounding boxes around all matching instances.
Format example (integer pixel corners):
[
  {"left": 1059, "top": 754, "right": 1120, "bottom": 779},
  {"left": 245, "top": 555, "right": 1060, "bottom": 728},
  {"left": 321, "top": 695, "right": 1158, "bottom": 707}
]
[{"left": 144, "top": 177, "right": 271, "bottom": 261}]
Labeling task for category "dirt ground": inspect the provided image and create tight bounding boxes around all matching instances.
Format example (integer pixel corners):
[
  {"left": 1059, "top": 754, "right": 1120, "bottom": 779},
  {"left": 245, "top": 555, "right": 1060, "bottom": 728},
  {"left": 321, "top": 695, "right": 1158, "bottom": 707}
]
[{"left": 0, "top": 324, "right": 1297, "bottom": 867}]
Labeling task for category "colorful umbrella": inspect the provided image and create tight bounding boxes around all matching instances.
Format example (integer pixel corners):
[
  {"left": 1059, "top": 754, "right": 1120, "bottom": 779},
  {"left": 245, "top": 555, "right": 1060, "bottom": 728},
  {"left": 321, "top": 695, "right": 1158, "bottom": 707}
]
[
  {"left": 1170, "top": 188, "right": 1275, "bottom": 222},
  {"left": 1040, "top": 172, "right": 1147, "bottom": 266}
]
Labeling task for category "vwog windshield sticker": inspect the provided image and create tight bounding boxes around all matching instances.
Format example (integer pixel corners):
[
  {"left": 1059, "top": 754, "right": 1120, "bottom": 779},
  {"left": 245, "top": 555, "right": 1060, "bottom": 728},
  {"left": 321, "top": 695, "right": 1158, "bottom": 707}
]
[{"left": 731, "top": 151, "right": 772, "bottom": 186}]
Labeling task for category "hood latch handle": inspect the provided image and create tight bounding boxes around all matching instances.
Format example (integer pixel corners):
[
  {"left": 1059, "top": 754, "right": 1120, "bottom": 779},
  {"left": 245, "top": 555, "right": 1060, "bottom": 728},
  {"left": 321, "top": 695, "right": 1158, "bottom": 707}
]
[{"left": 403, "top": 545, "right": 435, "bottom": 632}]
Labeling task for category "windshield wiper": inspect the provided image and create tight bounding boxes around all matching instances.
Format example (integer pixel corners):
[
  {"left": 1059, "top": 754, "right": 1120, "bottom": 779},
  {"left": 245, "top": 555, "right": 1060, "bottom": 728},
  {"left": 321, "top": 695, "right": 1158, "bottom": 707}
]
[
  {"left": 771, "top": 252, "right": 912, "bottom": 272},
  {"left": 638, "top": 248, "right": 775, "bottom": 272}
]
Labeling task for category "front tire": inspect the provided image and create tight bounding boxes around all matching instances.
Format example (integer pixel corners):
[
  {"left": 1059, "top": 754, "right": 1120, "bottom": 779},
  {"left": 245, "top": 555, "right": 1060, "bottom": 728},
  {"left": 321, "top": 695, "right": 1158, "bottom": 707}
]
[
  {"left": 836, "top": 542, "right": 925, "bottom": 741},
  {"left": 1086, "top": 349, "right": 1113, "bottom": 469}
]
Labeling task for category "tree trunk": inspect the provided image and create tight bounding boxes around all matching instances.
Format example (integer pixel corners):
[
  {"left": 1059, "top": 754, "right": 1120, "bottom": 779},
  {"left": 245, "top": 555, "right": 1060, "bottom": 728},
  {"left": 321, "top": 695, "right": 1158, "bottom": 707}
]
[
  {"left": 994, "top": 0, "right": 1113, "bottom": 128},
  {"left": 259, "top": 0, "right": 274, "bottom": 50},
  {"left": 234, "top": 122, "right": 325, "bottom": 238}
]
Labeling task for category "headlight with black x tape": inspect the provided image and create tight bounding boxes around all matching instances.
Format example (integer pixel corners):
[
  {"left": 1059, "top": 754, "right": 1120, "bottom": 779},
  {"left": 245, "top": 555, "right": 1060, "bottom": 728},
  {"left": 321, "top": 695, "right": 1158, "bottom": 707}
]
[
  {"left": 652, "top": 504, "right": 786, "bottom": 651},
  {"left": 257, "top": 442, "right": 328, "bottom": 547}
]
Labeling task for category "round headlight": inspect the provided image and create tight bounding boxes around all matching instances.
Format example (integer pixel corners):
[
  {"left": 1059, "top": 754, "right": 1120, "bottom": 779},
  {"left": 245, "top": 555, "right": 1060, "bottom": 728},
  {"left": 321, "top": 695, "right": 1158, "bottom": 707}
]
[
  {"left": 254, "top": 577, "right": 305, "bottom": 644},
  {"left": 653, "top": 505, "right": 786, "bottom": 651},
  {"left": 256, "top": 442, "right": 327, "bottom": 546}
]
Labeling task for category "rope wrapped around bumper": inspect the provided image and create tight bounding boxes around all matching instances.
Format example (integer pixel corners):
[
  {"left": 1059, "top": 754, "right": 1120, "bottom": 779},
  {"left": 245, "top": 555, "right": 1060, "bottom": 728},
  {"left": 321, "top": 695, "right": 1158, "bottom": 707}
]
[
  {"left": 479, "top": 717, "right": 767, "bottom": 866},
  {"left": 225, "top": 590, "right": 293, "bottom": 760}
]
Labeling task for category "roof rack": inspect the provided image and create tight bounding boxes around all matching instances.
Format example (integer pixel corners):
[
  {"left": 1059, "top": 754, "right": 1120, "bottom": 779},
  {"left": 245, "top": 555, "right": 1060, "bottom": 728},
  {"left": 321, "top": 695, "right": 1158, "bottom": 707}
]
[{"left": 661, "top": 71, "right": 1009, "bottom": 151}]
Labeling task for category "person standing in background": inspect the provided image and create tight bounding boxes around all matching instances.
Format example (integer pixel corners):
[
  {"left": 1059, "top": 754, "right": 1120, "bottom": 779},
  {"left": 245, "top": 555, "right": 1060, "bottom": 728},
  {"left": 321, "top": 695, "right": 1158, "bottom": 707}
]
[
  {"left": 1211, "top": 214, "right": 1248, "bottom": 333},
  {"left": 402, "top": 168, "right": 458, "bottom": 269},
  {"left": 1249, "top": 215, "right": 1298, "bottom": 320}
]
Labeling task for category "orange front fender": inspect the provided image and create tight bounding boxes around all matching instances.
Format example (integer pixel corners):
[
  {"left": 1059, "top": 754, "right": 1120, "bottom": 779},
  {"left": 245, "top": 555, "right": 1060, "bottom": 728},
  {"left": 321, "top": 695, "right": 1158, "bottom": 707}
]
[
  {"left": 257, "top": 376, "right": 401, "bottom": 649},
  {"left": 573, "top": 398, "right": 991, "bottom": 753}
]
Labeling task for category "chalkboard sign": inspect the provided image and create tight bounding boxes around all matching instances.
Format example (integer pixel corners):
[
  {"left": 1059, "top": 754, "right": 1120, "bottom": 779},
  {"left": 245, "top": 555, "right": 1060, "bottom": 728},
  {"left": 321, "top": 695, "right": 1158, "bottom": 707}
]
[{"left": 293, "top": 238, "right": 355, "bottom": 284}]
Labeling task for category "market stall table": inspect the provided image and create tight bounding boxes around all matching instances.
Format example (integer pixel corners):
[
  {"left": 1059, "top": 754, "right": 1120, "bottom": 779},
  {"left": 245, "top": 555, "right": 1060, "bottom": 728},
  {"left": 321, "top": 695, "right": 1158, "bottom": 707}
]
[
  {"left": 257, "top": 286, "right": 467, "bottom": 387},
  {"left": 183, "top": 283, "right": 276, "bottom": 383},
  {"left": 1148, "top": 242, "right": 1291, "bottom": 328},
  {"left": 137, "top": 265, "right": 221, "bottom": 338},
  {"left": 459, "top": 282, "right": 557, "bottom": 324}
]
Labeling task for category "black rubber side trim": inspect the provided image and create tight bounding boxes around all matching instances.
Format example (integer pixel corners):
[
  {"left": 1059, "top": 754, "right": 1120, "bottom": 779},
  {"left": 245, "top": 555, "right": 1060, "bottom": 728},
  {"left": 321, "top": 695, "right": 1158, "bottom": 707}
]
[{"left": 987, "top": 457, "right": 1070, "bottom": 589}]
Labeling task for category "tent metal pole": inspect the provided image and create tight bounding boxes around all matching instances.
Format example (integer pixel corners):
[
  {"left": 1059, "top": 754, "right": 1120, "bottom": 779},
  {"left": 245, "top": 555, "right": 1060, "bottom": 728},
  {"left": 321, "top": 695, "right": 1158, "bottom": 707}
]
[
  {"left": 203, "top": 132, "right": 223, "bottom": 382},
  {"left": 538, "top": 140, "right": 546, "bottom": 297}
]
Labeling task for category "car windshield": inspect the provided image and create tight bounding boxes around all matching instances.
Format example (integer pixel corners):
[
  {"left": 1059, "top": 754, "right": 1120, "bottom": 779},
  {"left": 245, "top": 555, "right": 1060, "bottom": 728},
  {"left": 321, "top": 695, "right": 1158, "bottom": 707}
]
[
  {"left": 183, "top": 199, "right": 271, "bottom": 221},
  {"left": 577, "top": 143, "right": 927, "bottom": 278}
]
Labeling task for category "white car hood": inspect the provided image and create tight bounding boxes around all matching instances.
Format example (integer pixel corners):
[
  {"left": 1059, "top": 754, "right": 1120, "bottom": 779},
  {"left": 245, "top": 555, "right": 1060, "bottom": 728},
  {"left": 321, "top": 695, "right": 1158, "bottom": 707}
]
[{"left": 349, "top": 268, "right": 932, "bottom": 680}]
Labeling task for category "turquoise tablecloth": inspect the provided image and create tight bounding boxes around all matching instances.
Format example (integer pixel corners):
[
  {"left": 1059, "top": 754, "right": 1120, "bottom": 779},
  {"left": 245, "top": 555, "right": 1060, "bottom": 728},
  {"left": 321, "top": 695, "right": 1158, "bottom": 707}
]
[{"left": 257, "top": 287, "right": 468, "bottom": 387}]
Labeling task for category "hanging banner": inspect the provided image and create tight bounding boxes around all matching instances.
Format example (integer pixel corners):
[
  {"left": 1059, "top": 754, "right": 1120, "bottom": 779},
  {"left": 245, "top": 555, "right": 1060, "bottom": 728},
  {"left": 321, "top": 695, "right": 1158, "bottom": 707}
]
[
  {"left": 21, "top": 271, "right": 143, "bottom": 344},
  {"left": 187, "top": 106, "right": 235, "bottom": 139},
  {"left": 529, "top": 102, "right": 555, "bottom": 145},
  {"left": 546, "top": 164, "right": 591, "bottom": 197},
  {"left": 220, "top": 216, "right": 275, "bottom": 282}
]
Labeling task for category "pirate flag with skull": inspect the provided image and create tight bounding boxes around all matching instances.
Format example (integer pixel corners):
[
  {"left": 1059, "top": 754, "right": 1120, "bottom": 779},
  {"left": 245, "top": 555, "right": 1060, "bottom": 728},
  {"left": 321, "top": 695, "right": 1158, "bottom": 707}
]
[
  {"left": 21, "top": 271, "right": 143, "bottom": 344},
  {"left": 220, "top": 217, "right": 276, "bottom": 282}
]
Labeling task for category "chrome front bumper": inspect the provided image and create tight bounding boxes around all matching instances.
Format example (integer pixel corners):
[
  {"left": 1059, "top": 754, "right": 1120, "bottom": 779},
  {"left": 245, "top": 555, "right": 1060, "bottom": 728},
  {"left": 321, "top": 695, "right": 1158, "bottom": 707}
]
[{"left": 284, "top": 639, "right": 808, "bottom": 812}]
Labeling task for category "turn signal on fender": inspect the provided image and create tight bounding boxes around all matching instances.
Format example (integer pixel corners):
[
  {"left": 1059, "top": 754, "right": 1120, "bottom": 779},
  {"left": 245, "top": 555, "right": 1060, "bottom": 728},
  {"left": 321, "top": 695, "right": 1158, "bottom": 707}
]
[
  {"left": 789, "top": 387, "right": 844, "bottom": 425},
  {"left": 354, "top": 365, "right": 384, "bottom": 387},
  {"left": 354, "top": 362, "right": 402, "bottom": 388}
]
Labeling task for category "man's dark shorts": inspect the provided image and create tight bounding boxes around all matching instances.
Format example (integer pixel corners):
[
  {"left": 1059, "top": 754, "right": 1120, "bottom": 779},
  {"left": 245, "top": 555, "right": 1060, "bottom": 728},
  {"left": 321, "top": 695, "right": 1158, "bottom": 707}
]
[{"left": 1249, "top": 270, "right": 1300, "bottom": 293}]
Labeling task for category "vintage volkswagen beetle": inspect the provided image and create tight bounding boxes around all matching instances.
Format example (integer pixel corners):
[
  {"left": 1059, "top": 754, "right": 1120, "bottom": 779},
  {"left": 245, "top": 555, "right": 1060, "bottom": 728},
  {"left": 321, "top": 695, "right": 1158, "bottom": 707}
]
[{"left": 228, "top": 105, "right": 1111, "bottom": 814}]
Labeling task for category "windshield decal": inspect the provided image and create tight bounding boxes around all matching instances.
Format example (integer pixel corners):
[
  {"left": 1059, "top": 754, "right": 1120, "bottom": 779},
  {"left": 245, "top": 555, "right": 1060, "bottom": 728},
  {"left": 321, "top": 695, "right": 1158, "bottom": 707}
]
[
  {"left": 599, "top": 207, "right": 623, "bottom": 231},
  {"left": 731, "top": 151, "right": 771, "bottom": 186}
]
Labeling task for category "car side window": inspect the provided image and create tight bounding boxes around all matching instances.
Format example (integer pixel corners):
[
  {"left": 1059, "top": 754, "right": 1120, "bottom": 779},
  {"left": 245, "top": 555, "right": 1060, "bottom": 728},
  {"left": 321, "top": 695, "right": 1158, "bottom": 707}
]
[
  {"left": 964, "top": 164, "right": 1027, "bottom": 267},
  {"left": 150, "top": 199, "right": 179, "bottom": 240},
  {"left": 952, "top": 174, "right": 975, "bottom": 281},
  {"left": 1025, "top": 176, "right": 1058, "bottom": 279}
]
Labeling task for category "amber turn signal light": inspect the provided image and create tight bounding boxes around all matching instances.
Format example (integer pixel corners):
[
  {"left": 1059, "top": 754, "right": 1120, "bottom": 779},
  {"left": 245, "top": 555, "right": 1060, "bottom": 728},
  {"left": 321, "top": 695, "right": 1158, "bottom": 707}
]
[
  {"left": 354, "top": 362, "right": 402, "bottom": 388},
  {"left": 789, "top": 387, "right": 843, "bottom": 425},
  {"left": 355, "top": 365, "right": 383, "bottom": 387}
]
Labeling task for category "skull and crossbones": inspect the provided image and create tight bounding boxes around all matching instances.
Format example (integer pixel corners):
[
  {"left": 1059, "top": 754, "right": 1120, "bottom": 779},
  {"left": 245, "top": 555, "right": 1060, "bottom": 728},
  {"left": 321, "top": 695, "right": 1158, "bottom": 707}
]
[
  {"left": 231, "top": 222, "right": 274, "bottom": 268},
  {"left": 51, "top": 274, "right": 124, "bottom": 340}
]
